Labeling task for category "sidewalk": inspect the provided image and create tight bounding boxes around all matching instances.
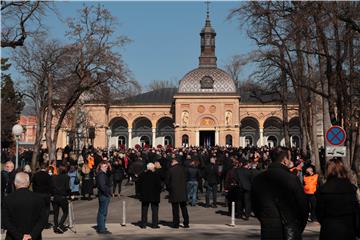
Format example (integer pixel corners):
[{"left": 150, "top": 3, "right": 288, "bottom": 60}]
[{"left": 40, "top": 223, "right": 321, "bottom": 239}]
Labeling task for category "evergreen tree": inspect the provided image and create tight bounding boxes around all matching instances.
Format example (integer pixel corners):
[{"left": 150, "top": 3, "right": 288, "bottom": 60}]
[{"left": 1, "top": 58, "right": 24, "bottom": 148}]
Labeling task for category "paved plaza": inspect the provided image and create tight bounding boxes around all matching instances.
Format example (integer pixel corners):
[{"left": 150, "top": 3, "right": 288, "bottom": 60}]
[{"left": 38, "top": 183, "right": 320, "bottom": 239}]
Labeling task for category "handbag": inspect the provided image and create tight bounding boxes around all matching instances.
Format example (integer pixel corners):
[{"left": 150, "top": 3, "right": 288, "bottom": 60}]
[{"left": 74, "top": 173, "right": 80, "bottom": 185}]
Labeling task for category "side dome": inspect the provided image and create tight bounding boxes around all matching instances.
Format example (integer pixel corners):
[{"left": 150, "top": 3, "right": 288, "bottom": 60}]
[{"left": 178, "top": 67, "right": 237, "bottom": 93}]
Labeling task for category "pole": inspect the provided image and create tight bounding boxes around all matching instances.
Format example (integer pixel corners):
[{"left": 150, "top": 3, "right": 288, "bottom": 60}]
[
  {"left": 230, "top": 201, "right": 235, "bottom": 227},
  {"left": 121, "top": 201, "right": 126, "bottom": 226},
  {"left": 15, "top": 137, "right": 19, "bottom": 170}
]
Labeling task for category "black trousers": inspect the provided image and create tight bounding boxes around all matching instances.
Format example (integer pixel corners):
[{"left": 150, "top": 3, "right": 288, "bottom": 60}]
[
  {"left": 227, "top": 187, "right": 243, "bottom": 216},
  {"left": 38, "top": 193, "right": 51, "bottom": 224},
  {"left": 135, "top": 181, "right": 141, "bottom": 198},
  {"left": 141, "top": 202, "right": 159, "bottom": 226},
  {"left": 171, "top": 202, "right": 189, "bottom": 227},
  {"left": 240, "top": 190, "right": 252, "bottom": 218},
  {"left": 113, "top": 180, "right": 123, "bottom": 194},
  {"left": 306, "top": 194, "right": 316, "bottom": 220},
  {"left": 52, "top": 195, "right": 69, "bottom": 228}
]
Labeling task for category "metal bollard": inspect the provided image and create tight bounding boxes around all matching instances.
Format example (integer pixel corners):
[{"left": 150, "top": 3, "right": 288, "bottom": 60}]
[
  {"left": 68, "top": 201, "right": 73, "bottom": 228},
  {"left": 230, "top": 201, "right": 235, "bottom": 227},
  {"left": 121, "top": 201, "right": 126, "bottom": 226}
]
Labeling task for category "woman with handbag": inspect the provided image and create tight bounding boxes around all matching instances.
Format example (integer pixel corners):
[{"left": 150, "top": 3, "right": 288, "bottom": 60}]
[{"left": 68, "top": 165, "right": 80, "bottom": 200}]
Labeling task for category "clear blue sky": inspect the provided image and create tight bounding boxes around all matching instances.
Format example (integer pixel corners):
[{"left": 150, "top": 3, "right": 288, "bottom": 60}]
[{"left": 3, "top": 1, "right": 256, "bottom": 89}]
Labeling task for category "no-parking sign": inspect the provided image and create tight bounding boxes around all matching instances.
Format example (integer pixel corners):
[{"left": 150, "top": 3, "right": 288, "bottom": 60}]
[
  {"left": 326, "top": 126, "right": 346, "bottom": 146},
  {"left": 325, "top": 126, "right": 347, "bottom": 157}
]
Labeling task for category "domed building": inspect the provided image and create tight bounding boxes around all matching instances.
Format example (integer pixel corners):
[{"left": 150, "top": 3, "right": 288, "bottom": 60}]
[{"left": 56, "top": 12, "right": 301, "bottom": 149}]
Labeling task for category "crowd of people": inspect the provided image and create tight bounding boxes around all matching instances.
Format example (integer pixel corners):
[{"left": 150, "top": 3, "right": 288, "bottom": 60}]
[{"left": 1, "top": 144, "right": 360, "bottom": 239}]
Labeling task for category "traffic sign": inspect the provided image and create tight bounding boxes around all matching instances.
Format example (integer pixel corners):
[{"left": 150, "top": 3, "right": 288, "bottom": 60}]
[
  {"left": 326, "top": 146, "right": 346, "bottom": 157},
  {"left": 326, "top": 126, "right": 346, "bottom": 146}
]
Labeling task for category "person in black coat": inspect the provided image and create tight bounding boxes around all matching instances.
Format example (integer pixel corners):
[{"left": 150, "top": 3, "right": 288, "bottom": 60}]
[
  {"left": 51, "top": 165, "right": 71, "bottom": 234},
  {"left": 138, "top": 163, "right": 162, "bottom": 228},
  {"left": 129, "top": 157, "right": 146, "bottom": 198},
  {"left": 252, "top": 147, "right": 308, "bottom": 240},
  {"left": 32, "top": 163, "right": 52, "bottom": 228},
  {"left": 166, "top": 159, "right": 189, "bottom": 228},
  {"left": 112, "top": 159, "right": 125, "bottom": 197},
  {"left": 237, "top": 160, "right": 253, "bottom": 220},
  {"left": 2, "top": 172, "right": 47, "bottom": 240},
  {"left": 316, "top": 158, "right": 359, "bottom": 240},
  {"left": 203, "top": 157, "right": 219, "bottom": 208}
]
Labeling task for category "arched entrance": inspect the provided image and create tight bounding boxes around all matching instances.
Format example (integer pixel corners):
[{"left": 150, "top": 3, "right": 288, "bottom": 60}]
[
  {"left": 133, "top": 117, "right": 152, "bottom": 147},
  {"left": 264, "top": 116, "right": 283, "bottom": 147},
  {"left": 226, "top": 134, "right": 233, "bottom": 146},
  {"left": 156, "top": 117, "right": 174, "bottom": 147},
  {"left": 140, "top": 136, "right": 150, "bottom": 147},
  {"left": 109, "top": 117, "right": 128, "bottom": 149},
  {"left": 182, "top": 134, "right": 189, "bottom": 147},
  {"left": 240, "top": 117, "right": 259, "bottom": 147},
  {"left": 267, "top": 136, "right": 278, "bottom": 148},
  {"left": 289, "top": 117, "right": 301, "bottom": 148}
]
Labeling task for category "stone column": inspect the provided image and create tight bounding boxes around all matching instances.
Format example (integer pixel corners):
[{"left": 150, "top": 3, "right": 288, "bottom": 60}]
[
  {"left": 215, "top": 129, "right": 219, "bottom": 145},
  {"left": 128, "top": 128, "right": 132, "bottom": 148},
  {"left": 240, "top": 136, "right": 246, "bottom": 148},
  {"left": 195, "top": 130, "right": 199, "bottom": 146},
  {"left": 152, "top": 128, "right": 156, "bottom": 147},
  {"left": 259, "top": 128, "right": 264, "bottom": 147}
]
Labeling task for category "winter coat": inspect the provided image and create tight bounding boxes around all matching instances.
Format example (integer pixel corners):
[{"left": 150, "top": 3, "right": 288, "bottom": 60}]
[
  {"left": 187, "top": 166, "right": 200, "bottom": 182},
  {"left": 138, "top": 171, "right": 162, "bottom": 203},
  {"left": 203, "top": 164, "right": 219, "bottom": 185},
  {"left": 166, "top": 163, "right": 187, "bottom": 203},
  {"left": 316, "top": 177, "right": 359, "bottom": 240},
  {"left": 96, "top": 171, "right": 112, "bottom": 197},
  {"left": 237, "top": 167, "right": 252, "bottom": 191},
  {"left": 112, "top": 164, "right": 125, "bottom": 182},
  {"left": 252, "top": 162, "right": 309, "bottom": 240}
]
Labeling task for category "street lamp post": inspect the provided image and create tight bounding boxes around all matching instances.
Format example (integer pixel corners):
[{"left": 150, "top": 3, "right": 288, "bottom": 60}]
[
  {"left": 106, "top": 129, "right": 112, "bottom": 159},
  {"left": 12, "top": 124, "right": 24, "bottom": 170}
]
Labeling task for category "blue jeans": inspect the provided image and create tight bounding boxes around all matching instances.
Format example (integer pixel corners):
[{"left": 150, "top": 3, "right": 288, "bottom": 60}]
[
  {"left": 97, "top": 194, "right": 110, "bottom": 232},
  {"left": 187, "top": 181, "right": 198, "bottom": 206}
]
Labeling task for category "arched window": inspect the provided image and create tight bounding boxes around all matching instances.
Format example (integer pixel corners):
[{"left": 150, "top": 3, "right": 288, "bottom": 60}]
[
  {"left": 182, "top": 134, "right": 189, "bottom": 147},
  {"left": 226, "top": 134, "right": 233, "bottom": 146},
  {"left": 164, "top": 136, "right": 172, "bottom": 146}
]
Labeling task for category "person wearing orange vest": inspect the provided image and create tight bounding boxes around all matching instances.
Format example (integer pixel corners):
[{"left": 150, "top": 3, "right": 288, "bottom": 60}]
[{"left": 303, "top": 165, "right": 319, "bottom": 222}]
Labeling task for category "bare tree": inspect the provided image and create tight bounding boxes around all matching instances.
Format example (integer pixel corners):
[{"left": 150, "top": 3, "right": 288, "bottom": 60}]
[
  {"left": 13, "top": 36, "right": 64, "bottom": 170},
  {"left": 147, "top": 79, "right": 178, "bottom": 91},
  {"left": 224, "top": 52, "right": 258, "bottom": 86},
  {"left": 1, "top": 1, "right": 51, "bottom": 48},
  {"left": 13, "top": 4, "right": 139, "bottom": 167},
  {"left": 44, "top": 4, "right": 136, "bottom": 162},
  {"left": 229, "top": 1, "right": 360, "bottom": 178}
]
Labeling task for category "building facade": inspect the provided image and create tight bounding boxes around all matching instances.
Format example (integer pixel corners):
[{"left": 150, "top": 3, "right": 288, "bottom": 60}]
[{"left": 55, "top": 14, "right": 301, "bottom": 149}]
